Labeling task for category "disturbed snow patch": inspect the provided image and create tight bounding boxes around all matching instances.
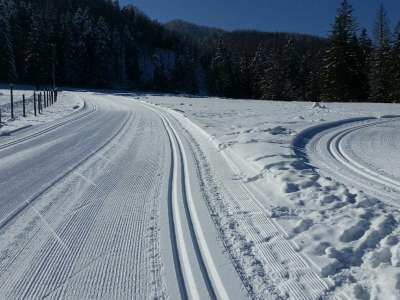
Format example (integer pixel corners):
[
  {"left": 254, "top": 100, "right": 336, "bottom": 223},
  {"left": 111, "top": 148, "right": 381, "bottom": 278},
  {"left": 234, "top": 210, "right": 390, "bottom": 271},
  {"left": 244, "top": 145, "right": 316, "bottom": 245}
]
[{"left": 143, "top": 95, "right": 400, "bottom": 299}]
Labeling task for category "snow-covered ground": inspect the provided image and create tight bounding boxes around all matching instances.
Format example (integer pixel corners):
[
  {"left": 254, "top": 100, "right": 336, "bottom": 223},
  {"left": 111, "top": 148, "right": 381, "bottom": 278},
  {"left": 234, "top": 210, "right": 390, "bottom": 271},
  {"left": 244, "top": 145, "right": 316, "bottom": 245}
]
[
  {"left": 0, "top": 87, "right": 35, "bottom": 105},
  {"left": 142, "top": 95, "right": 400, "bottom": 299},
  {"left": 1, "top": 90, "right": 400, "bottom": 299},
  {"left": 0, "top": 89, "right": 83, "bottom": 137}
]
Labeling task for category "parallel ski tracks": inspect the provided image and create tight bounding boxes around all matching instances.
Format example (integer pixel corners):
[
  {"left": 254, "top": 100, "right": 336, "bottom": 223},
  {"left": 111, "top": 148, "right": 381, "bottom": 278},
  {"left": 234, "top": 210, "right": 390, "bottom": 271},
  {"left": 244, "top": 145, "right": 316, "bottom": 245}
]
[
  {"left": 152, "top": 104, "right": 229, "bottom": 300},
  {"left": 162, "top": 106, "right": 332, "bottom": 299},
  {"left": 308, "top": 118, "right": 400, "bottom": 207}
]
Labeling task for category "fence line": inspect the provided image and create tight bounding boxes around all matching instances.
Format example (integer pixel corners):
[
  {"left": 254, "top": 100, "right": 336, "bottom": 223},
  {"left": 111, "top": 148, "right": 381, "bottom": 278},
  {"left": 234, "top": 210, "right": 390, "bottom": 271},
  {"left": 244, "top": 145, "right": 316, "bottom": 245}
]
[{"left": 0, "top": 86, "right": 58, "bottom": 126}]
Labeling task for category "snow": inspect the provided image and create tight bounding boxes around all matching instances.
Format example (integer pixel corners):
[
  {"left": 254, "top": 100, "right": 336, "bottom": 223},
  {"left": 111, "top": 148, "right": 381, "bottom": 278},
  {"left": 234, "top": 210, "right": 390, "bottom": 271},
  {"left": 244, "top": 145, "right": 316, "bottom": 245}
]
[
  {"left": 2, "top": 89, "right": 400, "bottom": 299},
  {"left": 142, "top": 94, "right": 400, "bottom": 299},
  {"left": 0, "top": 91, "right": 247, "bottom": 299},
  {"left": 0, "top": 89, "right": 84, "bottom": 137}
]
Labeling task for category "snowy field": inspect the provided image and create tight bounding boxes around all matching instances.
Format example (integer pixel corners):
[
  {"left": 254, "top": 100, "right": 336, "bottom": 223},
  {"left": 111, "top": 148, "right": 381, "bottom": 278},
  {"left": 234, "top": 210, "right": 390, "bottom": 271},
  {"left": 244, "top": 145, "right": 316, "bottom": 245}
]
[
  {"left": 1, "top": 90, "right": 400, "bottom": 299},
  {"left": 143, "top": 95, "right": 400, "bottom": 299},
  {"left": 0, "top": 88, "right": 35, "bottom": 106},
  {"left": 0, "top": 89, "right": 83, "bottom": 136}
]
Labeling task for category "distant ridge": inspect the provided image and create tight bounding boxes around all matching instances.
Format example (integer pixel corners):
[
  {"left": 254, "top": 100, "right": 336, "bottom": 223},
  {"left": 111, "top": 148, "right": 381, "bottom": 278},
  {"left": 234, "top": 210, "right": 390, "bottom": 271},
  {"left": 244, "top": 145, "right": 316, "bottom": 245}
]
[
  {"left": 165, "top": 19, "right": 325, "bottom": 41},
  {"left": 165, "top": 19, "right": 225, "bottom": 43}
]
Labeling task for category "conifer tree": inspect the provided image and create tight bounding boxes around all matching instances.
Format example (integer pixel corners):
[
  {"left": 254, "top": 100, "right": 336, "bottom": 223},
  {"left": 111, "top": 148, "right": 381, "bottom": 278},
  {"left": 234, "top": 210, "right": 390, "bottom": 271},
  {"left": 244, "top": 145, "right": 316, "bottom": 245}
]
[
  {"left": 93, "top": 17, "right": 112, "bottom": 86},
  {"left": 391, "top": 28, "right": 400, "bottom": 101},
  {"left": 281, "top": 39, "right": 301, "bottom": 99},
  {"left": 370, "top": 4, "right": 392, "bottom": 101},
  {"left": 357, "top": 29, "right": 372, "bottom": 100},
  {"left": 210, "top": 40, "right": 234, "bottom": 97},
  {"left": 112, "top": 28, "right": 126, "bottom": 85},
  {"left": 123, "top": 26, "right": 140, "bottom": 86},
  {"left": 250, "top": 44, "right": 269, "bottom": 99},
  {"left": 0, "top": 0, "right": 18, "bottom": 82},
  {"left": 152, "top": 53, "right": 168, "bottom": 91},
  {"left": 261, "top": 50, "right": 284, "bottom": 100},
  {"left": 174, "top": 47, "right": 197, "bottom": 93},
  {"left": 25, "top": 9, "right": 47, "bottom": 85},
  {"left": 236, "top": 55, "right": 252, "bottom": 98},
  {"left": 65, "top": 8, "right": 93, "bottom": 85},
  {"left": 321, "top": 0, "right": 364, "bottom": 101}
]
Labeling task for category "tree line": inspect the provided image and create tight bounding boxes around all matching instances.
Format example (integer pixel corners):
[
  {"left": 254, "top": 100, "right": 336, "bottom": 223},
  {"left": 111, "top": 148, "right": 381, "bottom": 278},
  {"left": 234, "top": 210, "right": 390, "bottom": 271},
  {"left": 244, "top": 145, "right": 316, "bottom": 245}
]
[
  {"left": 0, "top": 0, "right": 399, "bottom": 102},
  {"left": 206, "top": 0, "right": 400, "bottom": 102}
]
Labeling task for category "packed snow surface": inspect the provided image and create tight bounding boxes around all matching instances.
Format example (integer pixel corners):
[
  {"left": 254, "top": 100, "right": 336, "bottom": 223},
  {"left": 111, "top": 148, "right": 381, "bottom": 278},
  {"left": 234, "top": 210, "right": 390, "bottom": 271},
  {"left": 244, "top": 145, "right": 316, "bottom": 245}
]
[
  {"left": 1, "top": 90, "right": 400, "bottom": 299},
  {"left": 145, "top": 95, "right": 400, "bottom": 299}
]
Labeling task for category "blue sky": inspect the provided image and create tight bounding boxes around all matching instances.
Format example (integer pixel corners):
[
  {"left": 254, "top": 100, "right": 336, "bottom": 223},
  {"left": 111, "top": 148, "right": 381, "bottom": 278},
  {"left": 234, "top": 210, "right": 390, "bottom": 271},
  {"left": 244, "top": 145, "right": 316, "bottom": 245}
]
[{"left": 120, "top": 0, "right": 400, "bottom": 36}]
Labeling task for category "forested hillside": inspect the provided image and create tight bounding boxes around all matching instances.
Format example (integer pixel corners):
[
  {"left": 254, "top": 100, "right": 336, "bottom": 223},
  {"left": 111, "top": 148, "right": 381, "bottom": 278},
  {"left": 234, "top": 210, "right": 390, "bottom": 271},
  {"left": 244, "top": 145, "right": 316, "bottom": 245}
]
[{"left": 0, "top": 0, "right": 399, "bottom": 102}]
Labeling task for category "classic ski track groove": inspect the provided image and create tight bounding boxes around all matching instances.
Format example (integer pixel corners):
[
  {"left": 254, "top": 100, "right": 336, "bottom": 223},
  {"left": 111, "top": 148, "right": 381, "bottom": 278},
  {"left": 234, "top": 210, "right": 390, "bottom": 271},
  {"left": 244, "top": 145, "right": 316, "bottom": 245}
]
[
  {"left": 148, "top": 102, "right": 230, "bottom": 300},
  {"left": 160, "top": 107, "right": 332, "bottom": 299},
  {"left": 308, "top": 118, "right": 400, "bottom": 208}
]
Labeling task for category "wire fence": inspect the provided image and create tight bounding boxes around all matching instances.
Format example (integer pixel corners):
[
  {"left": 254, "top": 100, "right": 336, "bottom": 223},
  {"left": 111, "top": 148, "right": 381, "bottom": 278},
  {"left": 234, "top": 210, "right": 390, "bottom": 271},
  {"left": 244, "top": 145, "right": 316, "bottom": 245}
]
[{"left": 0, "top": 87, "right": 58, "bottom": 126}]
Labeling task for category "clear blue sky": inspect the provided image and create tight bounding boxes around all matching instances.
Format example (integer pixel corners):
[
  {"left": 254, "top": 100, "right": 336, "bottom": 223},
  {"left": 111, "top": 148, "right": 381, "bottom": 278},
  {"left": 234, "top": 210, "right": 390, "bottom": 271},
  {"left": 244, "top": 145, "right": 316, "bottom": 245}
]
[{"left": 120, "top": 0, "right": 400, "bottom": 36}]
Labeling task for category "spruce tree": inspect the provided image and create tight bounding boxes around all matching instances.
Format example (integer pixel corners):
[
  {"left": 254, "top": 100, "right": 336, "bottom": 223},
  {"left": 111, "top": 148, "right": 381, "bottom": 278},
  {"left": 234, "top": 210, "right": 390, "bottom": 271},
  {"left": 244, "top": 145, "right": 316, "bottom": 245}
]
[
  {"left": 25, "top": 9, "right": 47, "bottom": 85},
  {"left": 357, "top": 29, "right": 372, "bottom": 100},
  {"left": 152, "top": 53, "right": 168, "bottom": 91},
  {"left": 370, "top": 4, "right": 392, "bottom": 101},
  {"left": 236, "top": 55, "right": 252, "bottom": 98},
  {"left": 112, "top": 28, "right": 126, "bottom": 85},
  {"left": 174, "top": 47, "right": 197, "bottom": 93},
  {"left": 250, "top": 44, "right": 268, "bottom": 99},
  {"left": 122, "top": 25, "right": 140, "bottom": 85},
  {"left": 0, "top": 0, "right": 18, "bottom": 82},
  {"left": 210, "top": 40, "right": 234, "bottom": 97},
  {"left": 391, "top": 29, "right": 400, "bottom": 101},
  {"left": 281, "top": 39, "right": 301, "bottom": 100},
  {"left": 321, "top": 0, "right": 364, "bottom": 101},
  {"left": 65, "top": 8, "right": 93, "bottom": 85},
  {"left": 93, "top": 17, "right": 112, "bottom": 86},
  {"left": 261, "top": 50, "right": 284, "bottom": 100}
]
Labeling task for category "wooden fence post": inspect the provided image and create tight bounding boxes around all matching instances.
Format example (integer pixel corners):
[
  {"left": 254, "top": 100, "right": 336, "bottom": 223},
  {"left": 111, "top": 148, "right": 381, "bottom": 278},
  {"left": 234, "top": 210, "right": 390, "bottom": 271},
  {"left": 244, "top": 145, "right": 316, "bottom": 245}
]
[
  {"left": 10, "top": 84, "right": 14, "bottom": 119},
  {"left": 34, "top": 92, "right": 37, "bottom": 116},
  {"left": 23, "top": 94, "right": 26, "bottom": 117},
  {"left": 39, "top": 93, "right": 42, "bottom": 113}
]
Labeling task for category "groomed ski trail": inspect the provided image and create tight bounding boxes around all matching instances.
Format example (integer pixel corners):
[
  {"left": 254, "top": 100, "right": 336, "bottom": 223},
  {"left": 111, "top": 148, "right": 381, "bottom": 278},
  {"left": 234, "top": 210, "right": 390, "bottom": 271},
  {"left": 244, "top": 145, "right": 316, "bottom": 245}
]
[
  {"left": 303, "top": 117, "right": 400, "bottom": 207},
  {"left": 0, "top": 92, "right": 245, "bottom": 300}
]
